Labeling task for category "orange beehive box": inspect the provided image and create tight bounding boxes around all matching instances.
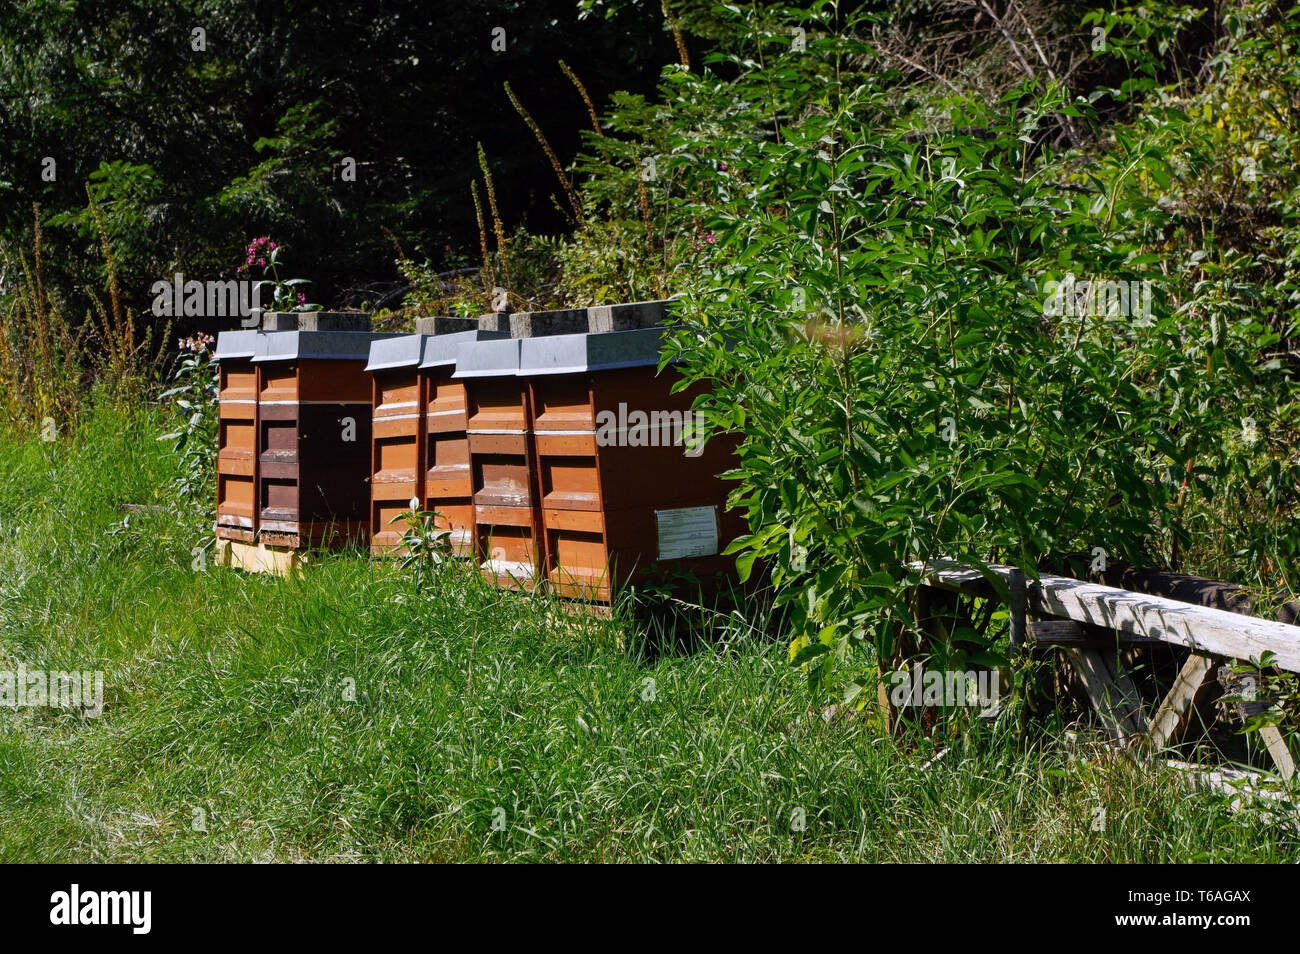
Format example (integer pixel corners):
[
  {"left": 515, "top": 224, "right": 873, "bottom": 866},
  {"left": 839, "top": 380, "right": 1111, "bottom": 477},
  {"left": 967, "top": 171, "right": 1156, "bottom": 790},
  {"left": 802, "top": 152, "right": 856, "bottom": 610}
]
[
  {"left": 214, "top": 330, "right": 261, "bottom": 543},
  {"left": 252, "top": 326, "right": 398, "bottom": 551},
  {"left": 417, "top": 329, "right": 507, "bottom": 558},
  {"left": 455, "top": 337, "right": 543, "bottom": 590},
  {"left": 519, "top": 328, "right": 744, "bottom": 602},
  {"left": 366, "top": 335, "right": 427, "bottom": 553}
]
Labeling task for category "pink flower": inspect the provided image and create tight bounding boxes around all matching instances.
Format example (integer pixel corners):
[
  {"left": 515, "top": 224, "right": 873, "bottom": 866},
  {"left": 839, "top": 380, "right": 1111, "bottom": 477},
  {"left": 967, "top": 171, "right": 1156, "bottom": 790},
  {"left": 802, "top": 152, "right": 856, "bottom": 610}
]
[
  {"left": 720, "top": 162, "right": 728, "bottom": 172},
  {"left": 705, "top": 233, "right": 716, "bottom": 244}
]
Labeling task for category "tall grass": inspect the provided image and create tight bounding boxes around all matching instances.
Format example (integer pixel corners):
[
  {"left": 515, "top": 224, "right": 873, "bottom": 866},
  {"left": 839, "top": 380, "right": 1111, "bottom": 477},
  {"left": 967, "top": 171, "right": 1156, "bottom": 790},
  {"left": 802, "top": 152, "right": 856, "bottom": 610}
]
[
  {"left": 0, "top": 403, "right": 1295, "bottom": 861},
  {"left": 0, "top": 206, "right": 87, "bottom": 431},
  {"left": 0, "top": 202, "right": 162, "bottom": 433}
]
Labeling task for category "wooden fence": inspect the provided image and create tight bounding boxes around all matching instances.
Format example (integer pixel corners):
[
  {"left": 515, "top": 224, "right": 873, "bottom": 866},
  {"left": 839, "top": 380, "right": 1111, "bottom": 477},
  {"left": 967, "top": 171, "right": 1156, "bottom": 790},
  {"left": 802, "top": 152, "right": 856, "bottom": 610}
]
[{"left": 914, "top": 559, "right": 1300, "bottom": 780}]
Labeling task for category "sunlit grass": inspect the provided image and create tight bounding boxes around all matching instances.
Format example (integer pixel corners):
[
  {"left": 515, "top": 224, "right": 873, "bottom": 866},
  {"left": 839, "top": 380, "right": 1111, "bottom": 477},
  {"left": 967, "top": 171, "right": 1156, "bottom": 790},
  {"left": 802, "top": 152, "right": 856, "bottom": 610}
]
[{"left": 0, "top": 401, "right": 1293, "bottom": 861}]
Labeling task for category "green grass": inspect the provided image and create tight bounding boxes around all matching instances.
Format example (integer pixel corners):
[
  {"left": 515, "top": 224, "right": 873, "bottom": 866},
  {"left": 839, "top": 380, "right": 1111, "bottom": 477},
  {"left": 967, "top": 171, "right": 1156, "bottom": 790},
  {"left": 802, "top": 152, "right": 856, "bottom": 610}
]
[{"left": 0, "top": 400, "right": 1295, "bottom": 862}]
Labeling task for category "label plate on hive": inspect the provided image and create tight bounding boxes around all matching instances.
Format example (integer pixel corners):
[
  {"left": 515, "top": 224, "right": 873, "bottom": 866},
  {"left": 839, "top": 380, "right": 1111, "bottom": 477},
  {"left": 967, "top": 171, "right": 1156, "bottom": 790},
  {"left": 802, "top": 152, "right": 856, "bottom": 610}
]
[{"left": 654, "top": 506, "right": 719, "bottom": 560}]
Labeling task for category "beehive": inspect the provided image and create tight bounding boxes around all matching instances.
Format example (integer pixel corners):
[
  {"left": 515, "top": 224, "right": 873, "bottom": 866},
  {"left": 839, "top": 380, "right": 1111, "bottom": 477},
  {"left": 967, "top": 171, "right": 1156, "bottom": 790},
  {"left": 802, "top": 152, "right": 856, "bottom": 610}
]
[
  {"left": 252, "top": 324, "right": 398, "bottom": 552},
  {"left": 455, "top": 337, "right": 542, "bottom": 589},
  {"left": 365, "top": 335, "right": 428, "bottom": 554},
  {"left": 519, "top": 327, "right": 743, "bottom": 602},
  {"left": 418, "top": 329, "right": 507, "bottom": 558},
  {"left": 214, "top": 329, "right": 262, "bottom": 544}
]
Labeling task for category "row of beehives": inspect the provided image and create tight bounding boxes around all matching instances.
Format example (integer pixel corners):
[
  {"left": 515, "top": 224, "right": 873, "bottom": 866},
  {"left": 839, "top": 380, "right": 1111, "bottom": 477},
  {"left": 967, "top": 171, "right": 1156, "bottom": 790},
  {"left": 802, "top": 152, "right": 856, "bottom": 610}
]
[{"left": 211, "top": 304, "right": 744, "bottom": 601}]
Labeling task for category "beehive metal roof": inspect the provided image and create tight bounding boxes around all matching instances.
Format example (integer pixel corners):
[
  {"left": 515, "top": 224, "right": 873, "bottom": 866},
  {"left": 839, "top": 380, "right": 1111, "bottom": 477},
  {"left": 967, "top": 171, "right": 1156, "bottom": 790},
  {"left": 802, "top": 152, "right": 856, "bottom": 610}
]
[
  {"left": 419, "top": 329, "right": 508, "bottom": 369},
  {"left": 451, "top": 336, "right": 523, "bottom": 378},
  {"left": 252, "top": 331, "right": 400, "bottom": 362},
  {"left": 517, "top": 328, "right": 670, "bottom": 376},
  {"left": 213, "top": 329, "right": 262, "bottom": 361},
  {"left": 365, "top": 334, "right": 428, "bottom": 372}
]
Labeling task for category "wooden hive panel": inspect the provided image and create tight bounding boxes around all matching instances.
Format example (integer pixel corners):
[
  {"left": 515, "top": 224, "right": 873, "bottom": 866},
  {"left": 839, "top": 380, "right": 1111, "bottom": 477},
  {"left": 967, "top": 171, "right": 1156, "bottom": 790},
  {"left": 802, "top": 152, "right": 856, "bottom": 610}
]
[
  {"left": 426, "top": 375, "right": 469, "bottom": 433},
  {"left": 297, "top": 359, "right": 372, "bottom": 403},
  {"left": 418, "top": 367, "right": 473, "bottom": 557},
  {"left": 466, "top": 376, "right": 534, "bottom": 508},
  {"left": 257, "top": 356, "right": 375, "bottom": 549},
  {"left": 427, "top": 431, "right": 473, "bottom": 497},
  {"left": 217, "top": 359, "right": 259, "bottom": 542},
  {"left": 217, "top": 473, "right": 257, "bottom": 541},
  {"left": 428, "top": 501, "right": 476, "bottom": 557},
  {"left": 219, "top": 364, "right": 258, "bottom": 404},
  {"left": 259, "top": 364, "right": 298, "bottom": 403},
  {"left": 543, "top": 507, "right": 610, "bottom": 601},
  {"left": 464, "top": 373, "right": 543, "bottom": 588},
  {"left": 527, "top": 363, "right": 742, "bottom": 603},
  {"left": 532, "top": 376, "right": 595, "bottom": 431},
  {"left": 545, "top": 505, "right": 747, "bottom": 601},
  {"left": 467, "top": 377, "right": 529, "bottom": 433},
  {"left": 477, "top": 522, "right": 542, "bottom": 591},
  {"left": 218, "top": 416, "right": 258, "bottom": 461},
  {"left": 474, "top": 455, "right": 534, "bottom": 509},
  {"left": 371, "top": 367, "right": 424, "bottom": 552},
  {"left": 538, "top": 454, "right": 601, "bottom": 512},
  {"left": 294, "top": 402, "right": 372, "bottom": 548},
  {"left": 426, "top": 436, "right": 474, "bottom": 559}
]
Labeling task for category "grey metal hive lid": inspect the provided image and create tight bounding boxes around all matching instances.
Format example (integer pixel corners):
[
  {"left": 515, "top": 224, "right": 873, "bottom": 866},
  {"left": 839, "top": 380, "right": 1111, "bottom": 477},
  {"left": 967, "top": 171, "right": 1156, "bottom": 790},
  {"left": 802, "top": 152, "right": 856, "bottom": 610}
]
[
  {"left": 212, "top": 329, "right": 261, "bottom": 361},
  {"left": 517, "top": 327, "right": 671, "bottom": 376},
  {"left": 252, "top": 330, "right": 401, "bottom": 362},
  {"left": 451, "top": 336, "right": 523, "bottom": 378},
  {"left": 419, "top": 329, "right": 509, "bottom": 369},
  {"left": 365, "top": 334, "right": 428, "bottom": 372}
]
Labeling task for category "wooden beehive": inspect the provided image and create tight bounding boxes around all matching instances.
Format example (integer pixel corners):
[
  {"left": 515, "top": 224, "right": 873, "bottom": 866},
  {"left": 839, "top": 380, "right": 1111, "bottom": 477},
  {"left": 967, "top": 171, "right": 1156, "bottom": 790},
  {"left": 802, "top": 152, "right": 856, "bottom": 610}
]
[
  {"left": 418, "top": 329, "right": 507, "bottom": 558},
  {"left": 520, "top": 328, "right": 744, "bottom": 602},
  {"left": 214, "top": 330, "right": 262, "bottom": 544},
  {"left": 252, "top": 326, "right": 398, "bottom": 552},
  {"left": 455, "top": 337, "right": 543, "bottom": 589},
  {"left": 366, "top": 334, "right": 428, "bottom": 554}
]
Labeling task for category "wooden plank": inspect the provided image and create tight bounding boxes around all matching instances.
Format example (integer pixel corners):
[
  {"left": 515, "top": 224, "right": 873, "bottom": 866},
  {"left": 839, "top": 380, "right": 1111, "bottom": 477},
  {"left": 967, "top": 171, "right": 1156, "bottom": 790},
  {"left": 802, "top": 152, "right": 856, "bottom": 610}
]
[
  {"left": 215, "top": 538, "right": 307, "bottom": 577},
  {"left": 1147, "top": 652, "right": 1218, "bottom": 750},
  {"left": 1064, "top": 647, "right": 1148, "bottom": 743},
  {"left": 1259, "top": 726, "right": 1297, "bottom": 782},
  {"left": 1009, "top": 567, "right": 1026, "bottom": 652},
  {"left": 1166, "top": 760, "right": 1300, "bottom": 833},
  {"left": 1049, "top": 555, "right": 1300, "bottom": 624},
  {"left": 1217, "top": 665, "right": 1297, "bottom": 781},
  {"left": 916, "top": 560, "right": 1300, "bottom": 673},
  {"left": 1028, "top": 619, "right": 1164, "bottom": 647}
]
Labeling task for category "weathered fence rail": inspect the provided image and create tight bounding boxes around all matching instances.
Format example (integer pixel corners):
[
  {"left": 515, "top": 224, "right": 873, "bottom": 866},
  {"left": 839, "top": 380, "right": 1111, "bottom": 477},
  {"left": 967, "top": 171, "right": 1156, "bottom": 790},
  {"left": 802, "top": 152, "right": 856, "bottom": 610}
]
[
  {"left": 917, "top": 560, "right": 1300, "bottom": 672},
  {"left": 911, "top": 559, "right": 1300, "bottom": 780}
]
